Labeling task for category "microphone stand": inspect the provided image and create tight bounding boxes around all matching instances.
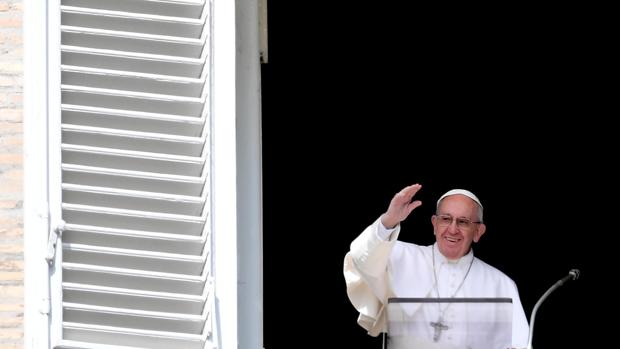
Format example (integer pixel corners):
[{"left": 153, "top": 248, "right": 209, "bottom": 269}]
[{"left": 526, "top": 269, "right": 580, "bottom": 349}]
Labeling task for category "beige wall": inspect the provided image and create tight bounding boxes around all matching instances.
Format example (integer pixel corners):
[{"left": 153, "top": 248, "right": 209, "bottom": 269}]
[{"left": 0, "top": 0, "right": 23, "bottom": 348}]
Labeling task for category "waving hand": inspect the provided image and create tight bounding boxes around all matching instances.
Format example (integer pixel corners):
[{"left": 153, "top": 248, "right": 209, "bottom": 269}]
[{"left": 380, "top": 184, "right": 423, "bottom": 229}]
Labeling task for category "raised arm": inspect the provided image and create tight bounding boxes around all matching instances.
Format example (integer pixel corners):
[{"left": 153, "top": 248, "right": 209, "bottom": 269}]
[
  {"left": 380, "top": 183, "right": 423, "bottom": 229},
  {"left": 344, "top": 183, "right": 425, "bottom": 336}
]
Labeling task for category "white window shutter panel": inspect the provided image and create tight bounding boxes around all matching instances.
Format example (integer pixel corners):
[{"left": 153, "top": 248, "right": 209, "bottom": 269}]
[{"left": 55, "top": 1, "right": 213, "bottom": 348}]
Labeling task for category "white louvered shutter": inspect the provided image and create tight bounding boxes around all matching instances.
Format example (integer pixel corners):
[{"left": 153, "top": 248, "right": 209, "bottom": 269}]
[{"left": 55, "top": 1, "right": 213, "bottom": 348}]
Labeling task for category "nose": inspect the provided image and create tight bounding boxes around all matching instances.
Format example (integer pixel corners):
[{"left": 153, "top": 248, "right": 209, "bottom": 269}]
[{"left": 446, "top": 221, "right": 459, "bottom": 234}]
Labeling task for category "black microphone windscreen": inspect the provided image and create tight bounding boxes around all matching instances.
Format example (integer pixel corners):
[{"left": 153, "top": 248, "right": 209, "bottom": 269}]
[{"left": 569, "top": 269, "right": 580, "bottom": 280}]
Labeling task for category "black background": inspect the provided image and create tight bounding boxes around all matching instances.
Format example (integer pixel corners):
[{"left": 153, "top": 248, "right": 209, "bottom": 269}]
[{"left": 261, "top": 2, "right": 612, "bottom": 348}]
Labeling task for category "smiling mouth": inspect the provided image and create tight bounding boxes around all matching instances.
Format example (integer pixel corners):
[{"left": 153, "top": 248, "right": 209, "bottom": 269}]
[{"left": 445, "top": 236, "right": 461, "bottom": 244}]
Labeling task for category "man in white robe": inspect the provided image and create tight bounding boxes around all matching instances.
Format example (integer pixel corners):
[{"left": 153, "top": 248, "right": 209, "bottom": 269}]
[{"left": 343, "top": 184, "right": 529, "bottom": 348}]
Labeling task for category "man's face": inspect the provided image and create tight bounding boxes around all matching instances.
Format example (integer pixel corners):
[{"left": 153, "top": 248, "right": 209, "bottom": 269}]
[{"left": 431, "top": 195, "right": 486, "bottom": 259}]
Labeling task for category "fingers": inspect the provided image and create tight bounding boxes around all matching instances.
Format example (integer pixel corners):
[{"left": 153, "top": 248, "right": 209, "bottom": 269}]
[
  {"left": 383, "top": 185, "right": 423, "bottom": 228},
  {"left": 409, "top": 199, "right": 422, "bottom": 210},
  {"left": 400, "top": 183, "right": 422, "bottom": 202},
  {"left": 406, "top": 200, "right": 422, "bottom": 216},
  {"left": 393, "top": 184, "right": 422, "bottom": 211}
]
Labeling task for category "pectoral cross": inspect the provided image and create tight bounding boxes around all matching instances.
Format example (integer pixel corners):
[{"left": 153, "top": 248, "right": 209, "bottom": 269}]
[{"left": 430, "top": 318, "right": 449, "bottom": 342}]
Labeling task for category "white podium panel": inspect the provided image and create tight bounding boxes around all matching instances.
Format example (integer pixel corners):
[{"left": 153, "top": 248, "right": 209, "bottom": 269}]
[{"left": 387, "top": 298, "right": 512, "bottom": 349}]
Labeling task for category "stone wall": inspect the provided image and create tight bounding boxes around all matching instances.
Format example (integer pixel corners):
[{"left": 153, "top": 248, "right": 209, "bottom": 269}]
[{"left": 0, "top": 1, "right": 24, "bottom": 348}]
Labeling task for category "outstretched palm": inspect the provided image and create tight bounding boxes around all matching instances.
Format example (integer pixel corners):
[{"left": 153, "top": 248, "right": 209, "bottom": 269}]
[{"left": 381, "top": 183, "right": 423, "bottom": 229}]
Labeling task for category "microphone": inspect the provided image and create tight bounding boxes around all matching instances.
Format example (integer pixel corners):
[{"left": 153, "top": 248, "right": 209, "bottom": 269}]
[{"left": 526, "top": 269, "right": 580, "bottom": 349}]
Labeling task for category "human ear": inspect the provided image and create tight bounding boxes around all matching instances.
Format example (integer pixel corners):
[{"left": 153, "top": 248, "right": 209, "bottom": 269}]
[{"left": 472, "top": 223, "right": 486, "bottom": 243}]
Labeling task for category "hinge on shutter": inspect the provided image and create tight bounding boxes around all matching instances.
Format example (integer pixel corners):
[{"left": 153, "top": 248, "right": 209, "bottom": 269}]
[{"left": 45, "top": 220, "right": 66, "bottom": 264}]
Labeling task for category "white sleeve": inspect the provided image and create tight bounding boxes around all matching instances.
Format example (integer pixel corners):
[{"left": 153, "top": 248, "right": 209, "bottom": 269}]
[
  {"left": 343, "top": 216, "right": 401, "bottom": 336},
  {"left": 511, "top": 286, "right": 530, "bottom": 348},
  {"left": 376, "top": 217, "right": 398, "bottom": 241}
]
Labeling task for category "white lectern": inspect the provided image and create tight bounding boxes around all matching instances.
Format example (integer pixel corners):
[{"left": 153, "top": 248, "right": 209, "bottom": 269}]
[{"left": 386, "top": 298, "right": 513, "bottom": 349}]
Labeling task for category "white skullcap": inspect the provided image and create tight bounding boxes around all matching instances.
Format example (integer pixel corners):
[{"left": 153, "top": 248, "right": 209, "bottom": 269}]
[{"left": 436, "top": 189, "right": 483, "bottom": 209}]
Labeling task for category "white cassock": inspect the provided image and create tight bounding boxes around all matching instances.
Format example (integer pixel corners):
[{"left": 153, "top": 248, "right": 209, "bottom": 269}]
[{"left": 343, "top": 217, "right": 529, "bottom": 349}]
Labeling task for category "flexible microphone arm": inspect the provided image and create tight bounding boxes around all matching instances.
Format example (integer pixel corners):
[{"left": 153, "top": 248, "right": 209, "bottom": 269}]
[{"left": 526, "top": 269, "right": 580, "bottom": 349}]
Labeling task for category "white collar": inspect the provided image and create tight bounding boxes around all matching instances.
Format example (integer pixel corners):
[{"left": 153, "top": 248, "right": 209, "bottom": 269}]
[{"left": 432, "top": 243, "right": 474, "bottom": 269}]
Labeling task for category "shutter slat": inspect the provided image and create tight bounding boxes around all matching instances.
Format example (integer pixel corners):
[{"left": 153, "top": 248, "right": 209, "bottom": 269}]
[
  {"left": 63, "top": 283, "right": 207, "bottom": 314},
  {"left": 62, "top": 224, "right": 207, "bottom": 255},
  {"left": 63, "top": 243, "right": 207, "bottom": 275},
  {"left": 62, "top": 164, "right": 206, "bottom": 196},
  {"left": 62, "top": 105, "right": 206, "bottom": 137},
  {"left": 59, "top": 0, "right": 212, "bottom": 346},
  {"left": 62, "top": 144, "right": 206, "bottom": 176},
  {"left": 63, "top": 182, "right": 205, "bottom": 200},
  {"left": 61, "top": 66, "right": 206, "bottom": 98},
  {"left": 58, "top": 338, "right": 199, "bottom": 349},
  {"left": 61, "top": 324, "right": 206, "bottom": 349},
  {"left": 64, "top": 302, "right": 207, "bottom": 334},
  {"left": 61, "top": 0, "right": 206, "bottom": 19},
  {"left": 61, "top": 26, "right": 206, "bottom": 58},
  {"left": 61, "top": 6, "right": 205, "bottom": 39},
  {"left": 62, "top": 46, "right": 206, "bottom": 78},
  {"left": 63, "top": 263, "right": 208, "bottom": 295},
  {"left": 63, "top": 183, "right": 206, "bottom": 215},
  {"left": 62, "top": 203, "right": 206, "bottom": 235},
  {"left": 62, "top": 85, "right": 206, "bottom": 117},
  {"left": 62, "top": 124, "right": 207, "bottom": 156}
]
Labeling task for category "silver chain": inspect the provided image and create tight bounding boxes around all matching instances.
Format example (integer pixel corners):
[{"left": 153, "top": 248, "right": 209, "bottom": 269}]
[{"left": 431, "top": 245, "right": 475, "bottom": 318}]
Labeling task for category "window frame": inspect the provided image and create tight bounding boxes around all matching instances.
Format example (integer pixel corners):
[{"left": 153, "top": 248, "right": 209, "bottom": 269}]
[{"left": 24, "top": 1, "right": 262, "bottom": 348}]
